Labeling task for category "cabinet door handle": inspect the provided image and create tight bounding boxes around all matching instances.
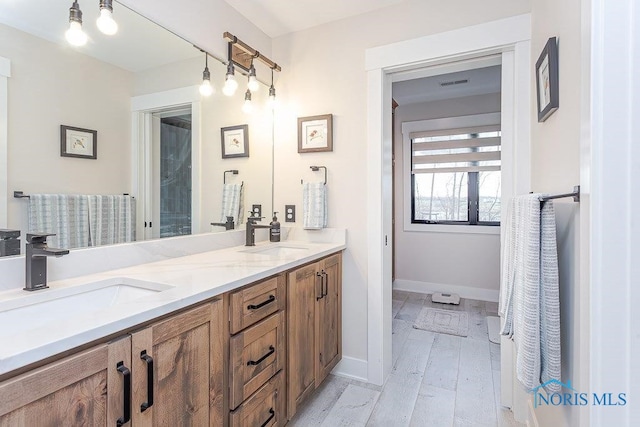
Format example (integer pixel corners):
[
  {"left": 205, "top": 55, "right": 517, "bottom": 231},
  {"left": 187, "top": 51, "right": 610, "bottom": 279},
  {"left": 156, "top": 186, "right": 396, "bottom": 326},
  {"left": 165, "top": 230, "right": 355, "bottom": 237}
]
[
  {"left": 247, "top": 295, "right": 275, "bottom": 310},
  {"left": 316, "top": 271, "right": 324, "bottom": 301},
  {"left": 116, "top": 361, "right": 131, "bottom": 426},
  {"left": 322, "top": 271, "right": 328, "bottom": 297},
  {"left": 260, "top": 408, "right": 276, "bottom": 427},
  {"left": 247, "top": 345, "right": 275, "bottom": 366},
  {"left": 140, "top": 350, "right": 154, "bottom": 412}
]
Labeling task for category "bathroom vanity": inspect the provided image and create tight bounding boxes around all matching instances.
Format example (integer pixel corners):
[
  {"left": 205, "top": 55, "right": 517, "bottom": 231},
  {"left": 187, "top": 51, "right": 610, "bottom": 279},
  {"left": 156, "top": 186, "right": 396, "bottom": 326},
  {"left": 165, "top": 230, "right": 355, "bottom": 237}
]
[{"left": 0, "top": 235, "right": 345, "bottom": 426}]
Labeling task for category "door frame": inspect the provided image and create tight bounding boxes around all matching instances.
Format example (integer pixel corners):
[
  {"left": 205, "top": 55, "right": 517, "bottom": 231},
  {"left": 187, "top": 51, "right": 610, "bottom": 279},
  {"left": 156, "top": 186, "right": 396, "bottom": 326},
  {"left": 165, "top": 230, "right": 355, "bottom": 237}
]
[
  {"left": 131, "top": 86, "right": 201, "bottom": 240},
  {"left": 364, "top": 14, "right": 532, "bottom": 386}
]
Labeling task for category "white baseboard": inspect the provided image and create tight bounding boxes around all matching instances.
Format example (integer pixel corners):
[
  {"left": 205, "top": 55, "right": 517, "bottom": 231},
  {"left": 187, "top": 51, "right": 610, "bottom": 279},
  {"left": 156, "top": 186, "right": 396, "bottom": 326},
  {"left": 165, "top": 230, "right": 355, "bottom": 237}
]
[
  {"left": 331, "top": 356, "right": 368, "bottom": 382},
  {"left": 393, "top": 279, "right": 499, "bottom": 302}
]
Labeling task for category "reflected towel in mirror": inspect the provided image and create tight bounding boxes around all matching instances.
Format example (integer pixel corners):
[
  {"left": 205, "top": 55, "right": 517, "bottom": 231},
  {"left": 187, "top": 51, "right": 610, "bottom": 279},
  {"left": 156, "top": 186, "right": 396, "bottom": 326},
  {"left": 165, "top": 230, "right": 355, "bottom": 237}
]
[
  {"left": 221, "top": 184, "right": 244, "bottom": 225},
  {"left": 28, "top": 194, "right": 90, "bottom": 249}
]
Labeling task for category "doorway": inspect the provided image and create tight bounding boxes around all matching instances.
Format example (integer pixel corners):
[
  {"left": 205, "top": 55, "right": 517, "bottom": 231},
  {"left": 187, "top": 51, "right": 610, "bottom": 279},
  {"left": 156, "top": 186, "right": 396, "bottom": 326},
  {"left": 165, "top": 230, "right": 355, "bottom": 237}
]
[
  {"left": 152, "top": 109, "right": 193, "bottom": 239},
  {"left": 365, "top": 14, "right": 532, "bottom": 387}
]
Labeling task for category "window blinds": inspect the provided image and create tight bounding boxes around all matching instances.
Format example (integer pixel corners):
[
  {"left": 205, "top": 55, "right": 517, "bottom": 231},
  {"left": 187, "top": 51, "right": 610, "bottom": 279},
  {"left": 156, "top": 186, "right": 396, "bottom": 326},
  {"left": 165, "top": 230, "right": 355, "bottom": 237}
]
[{"left": 410, "top": 124, "right": 501, "bottom": 174}]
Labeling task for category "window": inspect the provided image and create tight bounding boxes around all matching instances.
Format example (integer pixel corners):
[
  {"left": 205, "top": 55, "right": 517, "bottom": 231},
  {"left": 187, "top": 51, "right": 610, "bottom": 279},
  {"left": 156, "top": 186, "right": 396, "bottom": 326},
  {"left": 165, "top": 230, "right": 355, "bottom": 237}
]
[{"left": 410, "top": 124, "right": 501, "bottom": 225}]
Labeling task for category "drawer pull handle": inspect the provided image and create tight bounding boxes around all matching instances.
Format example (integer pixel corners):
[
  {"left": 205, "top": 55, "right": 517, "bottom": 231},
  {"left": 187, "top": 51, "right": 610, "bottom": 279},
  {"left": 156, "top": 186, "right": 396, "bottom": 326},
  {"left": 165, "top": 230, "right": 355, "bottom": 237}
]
[
  {"left": 116, "top": 361, "right": 131, "bottom": 426},
  {"left": 322, "top": 271, "right": 328, "bottom": 298},
  {"left": 247, "top": 295, "right": 275, "bottom": 310},
  {"left": 260, "top": 408, "right": 276, "bottom": 427},
  {"left": 247, "top": 345, "right": 275, "bottom": 366},
  {"left": 140, "top": 350, "right": 154, "bottom": 412}
]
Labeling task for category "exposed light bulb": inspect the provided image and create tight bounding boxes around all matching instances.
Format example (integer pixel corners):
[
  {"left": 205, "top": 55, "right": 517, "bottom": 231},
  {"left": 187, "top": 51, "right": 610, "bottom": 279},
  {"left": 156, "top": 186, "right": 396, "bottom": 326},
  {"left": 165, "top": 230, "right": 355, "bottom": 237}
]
[
  {"left": 200, "top": 79, "right": 213, "bottom": 97},
  {"left": 65, "top": 1, "right": 87, "bottom": 47},
  {"left": 247, "top": 64, "right": 260, "bottom": 92},
  {"left": 242, "top": 90, "right": 253, "bottom": 114},
  {"left": 97, "top": 8, "right": 118, "bottom": 35},
  {"left": 199, "top": 61, "right": 213, "bottom": 96},
  {"left": 223, "top": 62, "right": 238, "bottom": 96},
  {"left": 223, "top": 75, "right": 238, "bottom": 96},
  {"left": 268, "top": 85, "right": 277, "bottom": 110},
  {"left": 66, "top": 21, "right": 87, "bottom": 47}
]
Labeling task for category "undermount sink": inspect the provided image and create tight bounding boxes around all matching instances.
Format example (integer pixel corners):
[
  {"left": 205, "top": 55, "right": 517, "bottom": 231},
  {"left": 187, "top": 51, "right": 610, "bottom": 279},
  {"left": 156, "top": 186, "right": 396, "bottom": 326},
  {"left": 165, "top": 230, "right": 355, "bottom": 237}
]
[
  {"left": 0, "top": 278, "right": 173, "bottom": 333},
  {"left": 240, "top": 244, "right": 310, "bottom": 257}
]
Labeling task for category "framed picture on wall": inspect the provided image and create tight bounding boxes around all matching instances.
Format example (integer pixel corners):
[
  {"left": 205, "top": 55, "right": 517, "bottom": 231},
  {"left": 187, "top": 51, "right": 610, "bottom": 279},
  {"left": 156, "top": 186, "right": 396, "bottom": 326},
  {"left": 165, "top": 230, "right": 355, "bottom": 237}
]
[
  {"left": 221, "top": 124, "right": 249, "bottom": 158},
  {"left": 535, "top": 37, "right": 559, "bottom": 122},
  {"left": 60, "top": 125, "right": 97, "bottom": 159},
  {"left": 298, "top": 114, "right": 333, "bottom": 153}
]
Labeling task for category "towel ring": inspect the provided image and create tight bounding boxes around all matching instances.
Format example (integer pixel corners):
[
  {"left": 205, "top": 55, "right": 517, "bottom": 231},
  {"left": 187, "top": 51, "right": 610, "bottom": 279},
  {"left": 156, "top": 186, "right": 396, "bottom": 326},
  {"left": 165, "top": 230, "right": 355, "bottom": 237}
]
[
  {"left": 224, "top": 169, "right": 240, "bottom": 184},
  {"left": 301, "top": 166, "right": 327, "bottom": 185}
]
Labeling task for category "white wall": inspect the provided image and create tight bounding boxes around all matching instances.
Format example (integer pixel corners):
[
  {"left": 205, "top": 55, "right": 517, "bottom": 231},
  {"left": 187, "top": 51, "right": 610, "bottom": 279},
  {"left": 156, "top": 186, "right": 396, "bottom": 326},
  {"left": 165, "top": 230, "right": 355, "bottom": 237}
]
[
  {"left": 393, "top": 93, "right": 501, "bottom": 298},
  {"left": 272, "top": 0, "right": 531, "bottom": 367},
  {"left": 530, "top": 0, "right": 586, "bottom": 425},
  {"left": 1, "top": 23, "right": 132, "bottom": 233}
]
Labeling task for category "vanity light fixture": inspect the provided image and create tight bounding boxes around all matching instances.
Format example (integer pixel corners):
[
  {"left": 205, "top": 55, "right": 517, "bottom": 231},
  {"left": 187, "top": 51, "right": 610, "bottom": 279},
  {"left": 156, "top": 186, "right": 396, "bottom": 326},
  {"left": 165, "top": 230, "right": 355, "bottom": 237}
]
[
  {"left": 268, "top": 68, "right": 277, "bottom": 109},
  {"left": 242, "top": 89, "right": 253, "bottom": 114},
  {"left": 247, "top": 61, "right": 260, "bottom": 93},
  {"left": 199, "top": 53, "right": 214, "bottom": 96},
  {"left": 65, "top": 1, "right": 88, "bottom": 46},
  {"left": 96, "top": 0, "right": 118, "bottom": 35},
  {"left": 222, "top": 62, "right": 238, "bottom": 96}
]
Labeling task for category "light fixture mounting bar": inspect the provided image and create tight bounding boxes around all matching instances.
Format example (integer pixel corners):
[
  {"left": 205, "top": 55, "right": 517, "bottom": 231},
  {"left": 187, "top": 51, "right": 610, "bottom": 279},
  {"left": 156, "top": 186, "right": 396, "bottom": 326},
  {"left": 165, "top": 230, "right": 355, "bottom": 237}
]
[{"left": 223, "top": 32, "right": 281, "bottom": 72}]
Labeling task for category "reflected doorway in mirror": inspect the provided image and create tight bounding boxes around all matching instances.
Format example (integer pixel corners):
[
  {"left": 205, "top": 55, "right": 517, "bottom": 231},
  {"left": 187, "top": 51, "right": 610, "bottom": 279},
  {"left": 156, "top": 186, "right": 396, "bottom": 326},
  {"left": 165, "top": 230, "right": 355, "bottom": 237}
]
[{"left": 60, "top": 125, "right": 97, "bottom": 159}]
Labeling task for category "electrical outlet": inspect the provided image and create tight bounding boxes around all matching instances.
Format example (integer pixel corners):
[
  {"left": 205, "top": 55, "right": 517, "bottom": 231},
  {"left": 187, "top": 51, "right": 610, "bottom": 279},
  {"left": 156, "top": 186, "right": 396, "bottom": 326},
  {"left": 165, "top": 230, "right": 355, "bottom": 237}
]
[
  {"left": 285, "top": 205, "right": 296, "bottom": 222},
  {"left": 252, "top": 204, "right": 262, "bottom": 218}
]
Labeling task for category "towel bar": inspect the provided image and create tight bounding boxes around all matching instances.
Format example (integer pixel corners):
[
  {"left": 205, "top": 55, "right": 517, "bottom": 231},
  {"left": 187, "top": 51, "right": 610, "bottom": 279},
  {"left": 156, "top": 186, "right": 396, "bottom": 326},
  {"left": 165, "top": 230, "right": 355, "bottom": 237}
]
[
  {"left": 538, "top": 185, "right": 580, "bottom": 203},
  {"left": 14, "top": 191, "right": 134, "bottom": 199}
]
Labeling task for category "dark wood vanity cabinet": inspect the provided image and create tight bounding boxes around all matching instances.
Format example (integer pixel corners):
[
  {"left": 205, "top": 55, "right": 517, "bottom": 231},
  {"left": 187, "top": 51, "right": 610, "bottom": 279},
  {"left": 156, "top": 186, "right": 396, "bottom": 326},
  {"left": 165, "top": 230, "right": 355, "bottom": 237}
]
[{"left": 287, "top": 253, "right": 342, "bottom": 420}]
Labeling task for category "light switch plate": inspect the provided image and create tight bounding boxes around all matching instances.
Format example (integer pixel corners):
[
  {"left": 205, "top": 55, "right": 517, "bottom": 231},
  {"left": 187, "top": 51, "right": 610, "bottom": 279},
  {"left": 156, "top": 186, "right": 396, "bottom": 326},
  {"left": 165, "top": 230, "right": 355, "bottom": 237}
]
[
  {"left": 252, "top": 204, "right": 262, "bottom": 218},
  {"left": 285, "top": 205, "right": 296, "bottom": 222}
]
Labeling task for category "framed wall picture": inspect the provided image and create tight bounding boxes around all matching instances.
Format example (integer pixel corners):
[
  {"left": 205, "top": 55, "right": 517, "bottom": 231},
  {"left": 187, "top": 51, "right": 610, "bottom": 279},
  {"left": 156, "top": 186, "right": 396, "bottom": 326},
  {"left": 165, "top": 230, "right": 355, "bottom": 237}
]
[
  {"left": 298, "top": 114, "right": 333, "bottom": 153},
  {"left": 221, "top": 124, "right": 249, "bottom": 158},
  {"left": 535, "top": 37, "right": 559, "bottom": 122},
  {"left": 60, "top": 125, "right": 97, "bottom": 159}
]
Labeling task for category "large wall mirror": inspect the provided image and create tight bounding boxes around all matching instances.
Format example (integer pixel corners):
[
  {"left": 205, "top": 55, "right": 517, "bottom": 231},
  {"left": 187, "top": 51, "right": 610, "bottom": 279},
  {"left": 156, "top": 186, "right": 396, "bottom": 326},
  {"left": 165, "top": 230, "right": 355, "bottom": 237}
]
[{"left": 0, "top": 0, "right": 273, "bottom": 252}]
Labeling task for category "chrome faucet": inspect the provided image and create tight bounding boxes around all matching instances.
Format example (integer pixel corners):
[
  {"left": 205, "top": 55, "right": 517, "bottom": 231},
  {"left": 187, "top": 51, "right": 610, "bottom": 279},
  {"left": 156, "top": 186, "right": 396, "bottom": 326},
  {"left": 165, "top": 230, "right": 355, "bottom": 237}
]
[
  {"left": 25, "top": 233, "right": 69, "bottom": 291},
  {"left": 245, "top": 213, "right": 272, "bottom": 246},
  {"left": 211, "top": 216, "right": 235, "bottom": 231}
]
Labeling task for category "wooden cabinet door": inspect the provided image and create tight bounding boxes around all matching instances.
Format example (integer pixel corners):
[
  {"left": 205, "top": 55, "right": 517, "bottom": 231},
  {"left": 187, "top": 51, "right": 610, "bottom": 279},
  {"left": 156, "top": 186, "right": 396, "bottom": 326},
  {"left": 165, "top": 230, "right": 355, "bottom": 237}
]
[
  {"left": 0, "top": 336, "right": 131, "bottom": 427},
  {"left": 131, "top": 300, "right": 224, "bottom": 427},
  {"left": 316, "top": 253, "right": 342, "bottom": 384},
  {"left": 287, "top": 261, "right": 321, "bottom": 419}
]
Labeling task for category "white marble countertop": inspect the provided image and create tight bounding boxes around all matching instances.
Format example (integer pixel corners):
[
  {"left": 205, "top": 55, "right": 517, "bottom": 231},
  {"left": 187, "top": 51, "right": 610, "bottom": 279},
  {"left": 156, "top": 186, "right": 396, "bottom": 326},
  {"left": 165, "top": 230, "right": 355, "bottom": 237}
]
[{"left": 0, "top": 235, "right": 346, "bottom": 377}]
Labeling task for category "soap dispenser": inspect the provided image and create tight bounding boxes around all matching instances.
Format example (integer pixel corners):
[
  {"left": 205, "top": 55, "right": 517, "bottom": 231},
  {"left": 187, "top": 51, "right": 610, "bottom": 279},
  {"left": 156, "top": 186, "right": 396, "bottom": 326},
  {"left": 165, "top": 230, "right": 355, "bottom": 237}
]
[{"left": 270, "top": 212, "right": 281, "bottom": 242}]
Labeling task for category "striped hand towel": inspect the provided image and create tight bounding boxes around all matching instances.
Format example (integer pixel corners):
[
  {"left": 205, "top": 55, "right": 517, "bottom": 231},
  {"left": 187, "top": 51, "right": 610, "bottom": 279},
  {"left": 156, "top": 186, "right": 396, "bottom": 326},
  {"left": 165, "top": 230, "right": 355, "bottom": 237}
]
[
  {"left": 220, "top": 184, "right": 243, "bottom": 225},
  {"left": 302, "top": 182, "right": 327, "bottom": 229}
]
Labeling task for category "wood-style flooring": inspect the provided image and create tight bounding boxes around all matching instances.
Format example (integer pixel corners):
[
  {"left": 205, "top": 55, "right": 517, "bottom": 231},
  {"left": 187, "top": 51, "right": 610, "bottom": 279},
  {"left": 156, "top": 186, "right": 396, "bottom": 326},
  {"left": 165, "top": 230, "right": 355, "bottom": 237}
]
[{"left": 288, "top": 290, "right": 524, "bottom": 427}]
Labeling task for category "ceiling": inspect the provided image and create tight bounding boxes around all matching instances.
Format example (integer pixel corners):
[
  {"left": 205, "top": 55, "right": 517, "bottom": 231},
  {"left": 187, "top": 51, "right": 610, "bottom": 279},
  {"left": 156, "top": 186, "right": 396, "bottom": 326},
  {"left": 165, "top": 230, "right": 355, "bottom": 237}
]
[
  {"left": 222, "top": 0, "right": 406, "bottom": 38},
  {"left": 392, "top": 65, "right": 502, "bottom": 106},
  {"left": 0, "top": 0, "right": 199, "bottom": 72}
]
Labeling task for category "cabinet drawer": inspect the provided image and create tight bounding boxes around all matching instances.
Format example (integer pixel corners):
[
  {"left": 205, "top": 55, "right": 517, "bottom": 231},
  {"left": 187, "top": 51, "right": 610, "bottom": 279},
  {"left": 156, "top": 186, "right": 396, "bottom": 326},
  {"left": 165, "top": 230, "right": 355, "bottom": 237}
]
[
  {"left": 230, "top": 275, "right": 285, "bottom": 334},
  {"left": 230, "top": 370, "right": 285, "bottom": 427},
  {"left": 230, "top": 311, "right": 285, "bottom": 409}
]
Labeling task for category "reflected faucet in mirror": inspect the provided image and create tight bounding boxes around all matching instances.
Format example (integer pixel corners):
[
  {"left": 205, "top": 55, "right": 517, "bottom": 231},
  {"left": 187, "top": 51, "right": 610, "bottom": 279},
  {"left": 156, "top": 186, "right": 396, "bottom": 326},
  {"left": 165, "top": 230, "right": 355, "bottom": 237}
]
[
  {"left": 25, "top": 233, "right": 70, "bottom": 292},
  {"left": 211, "top": 216, "right": 235, "bottom": 231}
]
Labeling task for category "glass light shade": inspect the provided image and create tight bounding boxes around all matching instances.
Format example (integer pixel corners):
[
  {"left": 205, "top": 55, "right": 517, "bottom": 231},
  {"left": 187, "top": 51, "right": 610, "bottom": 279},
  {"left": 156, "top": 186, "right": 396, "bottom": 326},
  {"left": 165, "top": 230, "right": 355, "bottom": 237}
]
[
  {"left": 223, "top": 76, "right": 238, "bottom": 96},
  {"left": 268, "top": 85, "right": 277, "bottom": 109},
  {"left": 97, "top": 9, "right": 118, "bottom": 35},
  {"left": 199, "top": 79, "right": 213, "bottom": 96},
  {"left": 65, "top": 21, "right": 87, "bottom": 46}
]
